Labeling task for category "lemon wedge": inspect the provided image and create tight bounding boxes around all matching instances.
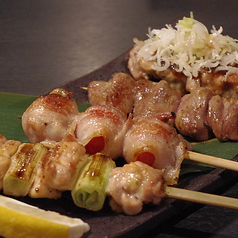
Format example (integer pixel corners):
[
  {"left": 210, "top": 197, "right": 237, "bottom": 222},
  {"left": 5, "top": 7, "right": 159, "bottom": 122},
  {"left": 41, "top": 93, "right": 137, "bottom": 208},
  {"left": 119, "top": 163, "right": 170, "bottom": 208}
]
[{"left": 0, "top": 195, "right": 90, "bottom": 238}]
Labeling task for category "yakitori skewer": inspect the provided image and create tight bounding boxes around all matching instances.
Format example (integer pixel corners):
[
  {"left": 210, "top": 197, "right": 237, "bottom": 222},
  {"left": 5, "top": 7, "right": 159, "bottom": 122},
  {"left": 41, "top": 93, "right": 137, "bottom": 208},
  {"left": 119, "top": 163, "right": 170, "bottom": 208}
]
[
  {"left": 81, "top": 85, "right": 238, "bottom": 173},
  {"left": 106, "top": 161, "right": 238, "bottom": 215},
  {"left": 1, "top": 133, "right": 238, "bottom": 215},
  {"left": 185, "top": 151, "right": 238, "bottom": 172},
  {"left": 165, "top": 186, "right": 238, "bottom": 210}
]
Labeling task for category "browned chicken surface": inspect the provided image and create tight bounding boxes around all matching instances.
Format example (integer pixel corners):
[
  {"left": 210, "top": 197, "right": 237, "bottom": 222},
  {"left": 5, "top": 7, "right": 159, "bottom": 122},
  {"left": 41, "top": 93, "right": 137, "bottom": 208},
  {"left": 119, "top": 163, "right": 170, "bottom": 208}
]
[
  {"left": 133, "top": 79, "right": 181, "bottom": 126},
  {"left": 106, "top": 161, "right": 164, "bottom": 215},
  {"left": 68, "top": 105, "right": 132, "bottom": 159},
  {"left": 88, "top": 72, "right": 135, "bottom": 115},
  {"left": 22, "top": 88, "right": 79, "bottom": 143},
  {"left": 208, "top": 95, "right": 238, "bottom": 141},
  {"left": 123, "top": 116, "right": 191, "bottom": 185},
  {"left": 187, "top": 69, "right": 238, "bottom": 98},
  {"left": 175, "top": 87, "right": 214, "bottom": 141},
  {"left": 30, "top": 135, "right": 87, "bottom": 198}
]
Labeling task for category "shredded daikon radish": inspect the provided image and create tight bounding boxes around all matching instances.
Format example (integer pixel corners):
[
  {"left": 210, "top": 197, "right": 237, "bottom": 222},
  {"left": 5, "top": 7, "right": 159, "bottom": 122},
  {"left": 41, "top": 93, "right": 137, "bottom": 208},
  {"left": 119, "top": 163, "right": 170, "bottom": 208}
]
[{"left": 135, "top": 12, "right": 238, "bottom": 80}]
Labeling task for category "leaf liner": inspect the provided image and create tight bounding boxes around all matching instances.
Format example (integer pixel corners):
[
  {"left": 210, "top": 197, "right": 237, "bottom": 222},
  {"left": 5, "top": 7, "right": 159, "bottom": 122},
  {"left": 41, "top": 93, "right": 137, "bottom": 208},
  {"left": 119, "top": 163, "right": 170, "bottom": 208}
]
[{"left": 0, "top": 92, "right": 238, "bottom": 176}]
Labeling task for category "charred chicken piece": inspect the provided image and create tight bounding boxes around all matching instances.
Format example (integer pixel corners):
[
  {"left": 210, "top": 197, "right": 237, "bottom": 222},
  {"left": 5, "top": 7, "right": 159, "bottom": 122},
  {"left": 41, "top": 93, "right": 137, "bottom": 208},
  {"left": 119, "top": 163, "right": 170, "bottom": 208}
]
[
  {"left": 22, "top": 88, "right": 79, "bottom": 143},
  {"left": 208, "top": 95, "right": 238, "bottom": 141},
  {"left": 133, "top": 79, "right": 181, "bottom": 126},
  {"left": 175, "top": 87, "right": 214, "bottom": 141},
  {"left": 29, "top": 134, "right": 88, "bottom": 199},
  {"left": 88, "top": 72, "right": 135, "bottom": 115}
]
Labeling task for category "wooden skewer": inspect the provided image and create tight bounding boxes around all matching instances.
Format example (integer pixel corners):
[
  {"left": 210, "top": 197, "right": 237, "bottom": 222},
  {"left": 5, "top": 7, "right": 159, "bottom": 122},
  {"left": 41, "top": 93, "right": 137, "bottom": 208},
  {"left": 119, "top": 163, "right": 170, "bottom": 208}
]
[
  {"left": 81, "top": 86, "right": 88, "bottom": 91},
  {"left": 165, "top": 186, "right": 238, "bottom": 210},
  {"left": 185, "top": 151, "right": 238, "bottom": 172}
]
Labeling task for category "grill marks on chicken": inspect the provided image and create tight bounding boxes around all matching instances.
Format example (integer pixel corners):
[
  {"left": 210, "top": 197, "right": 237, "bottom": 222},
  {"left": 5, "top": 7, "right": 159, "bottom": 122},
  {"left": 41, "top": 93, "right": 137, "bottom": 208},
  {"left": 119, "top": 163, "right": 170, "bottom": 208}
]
[
  {"left": 106, "top": 161, "right": 164, "bottom": 215},
  {"left": 0, "top": 134, "right": 167, "bottom": 215},
  {"left": 68, "top": 105, "right": 132, "bottom": 159},
  {"left": 88, "top": 73, "right": 182, "bottom": 127},
  {"left": 87, "top": 74, "right": 193, "bottom": 184},
  {"left": 175, "top": 87, "right": 214, "bottom": 141},
  {"left": 0, "top": 134, "right": 89, "bottom": 199},
  {"left": 88, "top": 72, "right": 135, "bottom": 115},
  {"left": 188, "top": 69, "right": 238, "bottom": 98},
  {"left": 175, "top": 87, "right": 238, "bottom": 141},
  {"left": 208, "top": 95, "right": 238, "bottom": 141},
  {"left": 133, "top": 79, "right": 181, "bottom": 126},
  {"left": 29, "top": 134, "right": 87, "bottom": 199},
  {"left": 22, "top": 88, "right": 79, "bottom": 143},
  {"left": 87, "top": 71, "right": 238, "bottom": 142},
  {"left": 123, "top": 116, "right": 189, "bottom": 185}
]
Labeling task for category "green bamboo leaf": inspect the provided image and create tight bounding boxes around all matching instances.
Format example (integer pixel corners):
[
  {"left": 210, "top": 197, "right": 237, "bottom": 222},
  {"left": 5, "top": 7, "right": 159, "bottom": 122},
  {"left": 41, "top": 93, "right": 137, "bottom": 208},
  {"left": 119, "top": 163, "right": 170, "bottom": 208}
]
[
  {"left": 193, "top": 138, "right": 238, "bottom": 160},
  {"left": 0, "top": 93, "right": 35, "bottom": 142}
]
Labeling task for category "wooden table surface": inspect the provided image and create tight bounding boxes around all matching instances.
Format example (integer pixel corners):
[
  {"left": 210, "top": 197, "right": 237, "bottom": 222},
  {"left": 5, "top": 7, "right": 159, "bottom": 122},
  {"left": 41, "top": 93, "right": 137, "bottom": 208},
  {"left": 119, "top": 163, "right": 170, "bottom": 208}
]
[{"left": 1, "top": 1, "right": 238, "bottom": 237}]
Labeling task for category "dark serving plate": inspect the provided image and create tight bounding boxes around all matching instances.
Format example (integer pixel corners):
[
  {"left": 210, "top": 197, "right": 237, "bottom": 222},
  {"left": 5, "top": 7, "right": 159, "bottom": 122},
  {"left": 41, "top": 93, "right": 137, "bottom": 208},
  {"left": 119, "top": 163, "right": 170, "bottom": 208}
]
[{"left": 9, "top": 50, "right": 238, "bottom": 238}]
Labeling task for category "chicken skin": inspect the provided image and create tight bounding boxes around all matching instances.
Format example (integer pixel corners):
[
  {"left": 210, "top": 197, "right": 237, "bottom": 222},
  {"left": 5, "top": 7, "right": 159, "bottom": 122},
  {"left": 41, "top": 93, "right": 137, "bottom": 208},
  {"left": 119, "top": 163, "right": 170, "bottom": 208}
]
[
  {"left": 123, "top": 116, "right": 191, "bottom": 185},
  {"left": 22, "top": 88, "right": 79, "bottom": 143},
  {"left": 106, "top": 161, "right": 164, "bottom": 215},
  {"left": 88, "top": 72, "right": 135, "bottom": 115},
  {"left": 68, "top": 105, "right": 132, "bottom": 159}
]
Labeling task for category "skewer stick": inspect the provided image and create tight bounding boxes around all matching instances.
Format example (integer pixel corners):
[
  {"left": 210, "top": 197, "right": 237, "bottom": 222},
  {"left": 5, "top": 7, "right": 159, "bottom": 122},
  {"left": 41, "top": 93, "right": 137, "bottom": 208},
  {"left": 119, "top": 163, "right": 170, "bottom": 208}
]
[
  {"left": 165, "top": 186, "right": 238, "bottom": 210},
  {"left": 81, "top": 86, "right": 88, "bottom": 91},
  {"left": 185, "top": 151, "right": 238, "bottom": 172}
]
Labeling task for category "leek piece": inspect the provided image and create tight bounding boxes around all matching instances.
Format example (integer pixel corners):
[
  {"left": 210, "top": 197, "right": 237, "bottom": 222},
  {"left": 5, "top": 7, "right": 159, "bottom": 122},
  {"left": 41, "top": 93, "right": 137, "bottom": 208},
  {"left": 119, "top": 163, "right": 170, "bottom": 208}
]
[
  {"left": 72, "top": 153, "right": 116, "bottom": 211},
  {"left": 3, "top": 143, "right": 48, "bottom": 197}
]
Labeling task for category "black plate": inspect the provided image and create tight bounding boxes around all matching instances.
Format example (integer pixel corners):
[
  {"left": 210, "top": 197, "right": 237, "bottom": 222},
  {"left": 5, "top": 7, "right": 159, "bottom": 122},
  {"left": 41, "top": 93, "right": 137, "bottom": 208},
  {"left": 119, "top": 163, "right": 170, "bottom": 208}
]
[{"left": 15, "top": 51, "right": 238, "bottom": 237}]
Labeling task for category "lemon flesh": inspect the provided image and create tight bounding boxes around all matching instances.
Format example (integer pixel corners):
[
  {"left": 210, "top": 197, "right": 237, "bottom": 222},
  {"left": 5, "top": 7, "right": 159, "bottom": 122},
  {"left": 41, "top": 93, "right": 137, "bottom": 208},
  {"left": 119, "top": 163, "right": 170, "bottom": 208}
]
[{"left": 0, "top": 195, "right": 90, "bottom": 238}]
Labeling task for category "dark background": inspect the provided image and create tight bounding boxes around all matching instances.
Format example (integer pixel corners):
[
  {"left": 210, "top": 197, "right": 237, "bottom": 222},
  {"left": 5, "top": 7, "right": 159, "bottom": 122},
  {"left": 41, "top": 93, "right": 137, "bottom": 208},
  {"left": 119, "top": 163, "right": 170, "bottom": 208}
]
[{"left": 1, "top": 0, "right": 238, "bottom": 96}]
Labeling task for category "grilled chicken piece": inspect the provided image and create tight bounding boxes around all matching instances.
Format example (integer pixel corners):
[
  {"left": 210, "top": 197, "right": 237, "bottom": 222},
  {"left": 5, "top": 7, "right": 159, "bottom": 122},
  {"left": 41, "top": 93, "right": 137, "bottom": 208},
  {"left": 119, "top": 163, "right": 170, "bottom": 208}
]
[
  {"left": 22, "top": 88, "right": 79, "bottom": 143},
  {"left": 187, "top": 69, "right": 238, "bottom": 98},
  {"left": 128, "top": 44, "right": 150, "bottom": 81},
  {"left": 123, "top": 116, "right": 191, "bottom": 185},
  {"left": 88, "top": 73, "right": 135, "bottom": 115},
  {"left": 29, "top": 134, "right": 88, "bottom": 199},
  {"left": 133, "top": 79, "right": 181, "bottom": 126},
  {"left": 175, "top": 87, "right": 214, "bottom": 141},
  {"left": 106, "top": 161, "right": 164, "bottom": 215},
  {"left": 0, "top": 136, "right": 21, "bottom": 190},
  {"left": 128, "top": 44, "right": 188, "bottom": 96},
  {"left": 28, "top": 145, "right": 62, "bottom": 199},
  {"left": 68, "top": 105, "right": 132, "bottom": 159},
  {"left": 208, "top": 95, "right": 238, "bottom": 141}
]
